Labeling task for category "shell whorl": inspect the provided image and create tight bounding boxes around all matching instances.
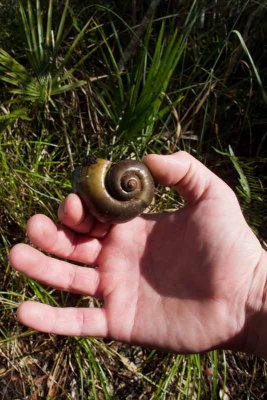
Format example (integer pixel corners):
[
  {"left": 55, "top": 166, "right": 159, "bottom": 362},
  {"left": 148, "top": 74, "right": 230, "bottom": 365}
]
[
  {"left": 73, "top": 158, "right": 155, "bottom": 224},
  {"left": 106, "top": 160, "right": 148, "bottom": 201}
]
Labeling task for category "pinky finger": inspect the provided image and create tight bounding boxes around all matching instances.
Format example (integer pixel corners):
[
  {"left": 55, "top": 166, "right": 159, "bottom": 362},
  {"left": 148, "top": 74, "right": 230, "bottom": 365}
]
[{"left": 17, "top": 302, "right": 108, "bottom": 337}]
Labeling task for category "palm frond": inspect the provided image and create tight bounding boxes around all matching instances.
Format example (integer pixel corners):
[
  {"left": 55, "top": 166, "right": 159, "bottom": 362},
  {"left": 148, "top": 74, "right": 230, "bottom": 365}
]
[
  {"left": 118, "top": 22, "right": 185, "bottom": 142},
  {"left": 0, "top": 0, "right": 89, "bottom": 106}
]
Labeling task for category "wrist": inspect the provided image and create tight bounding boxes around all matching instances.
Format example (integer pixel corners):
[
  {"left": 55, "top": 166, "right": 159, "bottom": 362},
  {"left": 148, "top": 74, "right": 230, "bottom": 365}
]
[{"left": 242, "top": 249, "right": 267, "bottom": 358}]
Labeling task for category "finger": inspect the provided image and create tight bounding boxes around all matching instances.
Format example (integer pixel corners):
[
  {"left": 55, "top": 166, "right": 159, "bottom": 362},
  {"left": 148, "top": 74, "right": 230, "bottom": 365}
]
[
  {"left": 58, "top": 193, "right": 111, "bottom": 238},
  {"left": 144, "top": 151, "right": 235, "bottom": 204},
  {"left": 9, "top": 243, "right": 101, "bottom": 296},
  {"left": 18, "top": 302, "right": 108, "bottom": 337},
  {"left": 58, "top": 193, "right": 94, "bottom": 233},
  {"left": 27, "top": 214, "right": 102, "bottom": 265}
]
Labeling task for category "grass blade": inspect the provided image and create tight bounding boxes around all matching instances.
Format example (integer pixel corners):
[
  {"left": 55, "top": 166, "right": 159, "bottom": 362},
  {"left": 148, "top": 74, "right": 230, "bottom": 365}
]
[
  {"left": 55, "top": 0, "right": 70, "bottom": 50},
  {"left": 61, "top": 16, "right": 94, "bottom": 68},
  {"left": 27, "top": 0, "right": 38, "bottom": 58},
  {"left": 232, "top": 30, "right": 267, "bottom": 103},
  {"left": 36, "top": 0, "right": 44, "bottom": 61},
  {"left": 46, "top": 0, "right": 53, "bottom": 48}
]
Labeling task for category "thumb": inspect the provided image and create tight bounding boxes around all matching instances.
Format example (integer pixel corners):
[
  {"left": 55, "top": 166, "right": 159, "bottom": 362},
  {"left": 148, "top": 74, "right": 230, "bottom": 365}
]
[{"left": 144, "top": 151, "right": 234, "bottom": 204}]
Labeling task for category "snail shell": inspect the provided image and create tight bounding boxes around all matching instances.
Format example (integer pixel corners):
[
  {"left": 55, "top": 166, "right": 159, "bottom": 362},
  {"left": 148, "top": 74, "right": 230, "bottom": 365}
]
[{"left": 72, "top": 157, "right": 155, "bottom": 224}]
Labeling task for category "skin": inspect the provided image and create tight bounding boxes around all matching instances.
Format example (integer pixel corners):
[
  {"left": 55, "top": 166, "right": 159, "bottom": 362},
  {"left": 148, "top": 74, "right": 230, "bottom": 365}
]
[{"left": 9, "top": 151, "right": 267, "bottom": 356}]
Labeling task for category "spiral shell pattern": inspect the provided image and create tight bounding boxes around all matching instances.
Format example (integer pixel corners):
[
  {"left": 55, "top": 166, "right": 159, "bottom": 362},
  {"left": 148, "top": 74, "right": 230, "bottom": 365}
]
[{"left": 73, "top": 158, "right": 155, "bottom": 224}]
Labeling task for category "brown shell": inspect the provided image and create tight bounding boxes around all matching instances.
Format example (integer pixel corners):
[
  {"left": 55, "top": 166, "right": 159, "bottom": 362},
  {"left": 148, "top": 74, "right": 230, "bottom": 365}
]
[{"left": 72, "top": 158, "right": 155, "bottom": 224}]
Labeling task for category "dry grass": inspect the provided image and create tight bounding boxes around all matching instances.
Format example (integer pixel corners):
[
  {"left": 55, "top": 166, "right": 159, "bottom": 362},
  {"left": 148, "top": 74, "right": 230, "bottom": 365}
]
[{"left": 0, "top": 0, "right": 267, "bottom": 398}]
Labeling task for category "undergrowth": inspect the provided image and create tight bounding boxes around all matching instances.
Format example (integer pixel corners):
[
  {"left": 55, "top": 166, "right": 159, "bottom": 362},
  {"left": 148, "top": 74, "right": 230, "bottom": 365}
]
[{"left": 0, "top": 0, "right": 266, "bottom": 398}]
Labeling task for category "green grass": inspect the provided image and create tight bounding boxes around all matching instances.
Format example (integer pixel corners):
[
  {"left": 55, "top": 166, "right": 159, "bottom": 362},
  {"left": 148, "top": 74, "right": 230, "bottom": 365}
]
[{"left": 0, "top": 0, "right": 267, "bottom": 398}]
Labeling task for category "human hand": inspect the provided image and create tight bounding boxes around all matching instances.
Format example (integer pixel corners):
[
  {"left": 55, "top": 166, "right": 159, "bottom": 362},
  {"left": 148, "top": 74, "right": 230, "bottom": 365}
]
[{"left": 9, "top": 151, "right": 267, "bottom": 355}]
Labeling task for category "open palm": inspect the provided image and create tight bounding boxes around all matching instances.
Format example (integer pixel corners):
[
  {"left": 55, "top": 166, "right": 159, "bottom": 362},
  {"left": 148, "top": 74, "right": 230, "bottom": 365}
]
[{"left": 9, "top": 152, "right": 266, "bottom": 353}]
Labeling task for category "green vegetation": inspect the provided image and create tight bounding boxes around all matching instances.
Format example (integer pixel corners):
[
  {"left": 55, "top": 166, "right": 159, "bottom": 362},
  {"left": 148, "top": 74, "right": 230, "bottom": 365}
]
[{"left": 0, "top": 0, "right": 266, "bottom": 398}]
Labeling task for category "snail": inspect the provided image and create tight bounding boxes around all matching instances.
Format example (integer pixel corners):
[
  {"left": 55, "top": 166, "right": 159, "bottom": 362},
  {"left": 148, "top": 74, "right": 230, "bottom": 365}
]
[{"left": 72, "top": 156, "right": 155, "bottom": 224}]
